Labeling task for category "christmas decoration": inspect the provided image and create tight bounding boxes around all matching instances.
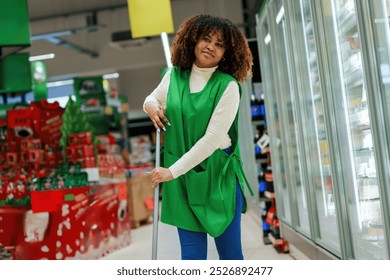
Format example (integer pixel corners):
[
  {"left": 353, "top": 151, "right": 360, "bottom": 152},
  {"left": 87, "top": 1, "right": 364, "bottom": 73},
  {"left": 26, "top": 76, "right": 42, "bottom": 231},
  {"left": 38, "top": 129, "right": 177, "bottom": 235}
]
[{"left": 59, "top": 97, "right": 99, "bottom": 163}]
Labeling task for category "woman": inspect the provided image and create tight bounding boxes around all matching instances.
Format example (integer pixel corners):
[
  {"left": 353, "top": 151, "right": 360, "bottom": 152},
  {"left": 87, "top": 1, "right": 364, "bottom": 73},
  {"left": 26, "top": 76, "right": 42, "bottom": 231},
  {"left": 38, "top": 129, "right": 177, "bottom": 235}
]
[{"left": 144, "top": 14, "right": 253, "bottom": 260}]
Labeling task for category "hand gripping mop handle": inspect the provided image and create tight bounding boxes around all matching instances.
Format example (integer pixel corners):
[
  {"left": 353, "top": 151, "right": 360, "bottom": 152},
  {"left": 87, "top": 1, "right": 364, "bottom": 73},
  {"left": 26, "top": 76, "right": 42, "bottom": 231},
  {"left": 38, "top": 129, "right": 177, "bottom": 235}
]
[{"left": 152, "top": 129, "right": 161, "bottom": 260}]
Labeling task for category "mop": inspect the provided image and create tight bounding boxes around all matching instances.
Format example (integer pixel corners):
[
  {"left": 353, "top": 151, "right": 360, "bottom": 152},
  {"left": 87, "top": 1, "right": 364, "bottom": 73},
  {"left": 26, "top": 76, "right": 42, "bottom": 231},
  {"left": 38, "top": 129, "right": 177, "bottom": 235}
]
[
  {"left": 151, "top": 32, "right": 171, "bottom": 260},
  {"left": 151, "top": 129, "right": 161, "bottom": 260}
]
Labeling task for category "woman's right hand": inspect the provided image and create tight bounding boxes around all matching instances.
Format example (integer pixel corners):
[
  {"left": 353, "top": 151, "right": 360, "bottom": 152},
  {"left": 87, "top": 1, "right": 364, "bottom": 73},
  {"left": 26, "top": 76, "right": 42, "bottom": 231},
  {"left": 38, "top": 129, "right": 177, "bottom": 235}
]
[{"left": 144, "top": 102, "right": 170, "bottom": 131}]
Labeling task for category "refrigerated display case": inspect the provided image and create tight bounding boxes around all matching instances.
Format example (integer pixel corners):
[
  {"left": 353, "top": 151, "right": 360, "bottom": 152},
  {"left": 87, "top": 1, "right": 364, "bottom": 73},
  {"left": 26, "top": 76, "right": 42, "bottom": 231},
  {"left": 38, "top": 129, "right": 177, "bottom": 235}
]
[
  {"left": 268, "top": 0, "right": 313, "bottom": 235},
  {"left": 257, "top": 0, "right": 390, "bottom": 260},
  {"left": 257, "top": 2, "right": 291, "bottom": 230},
  {"left": 284, "top": 0, "right": 343, "bottom": 257},
  {"left": 316, "top": 0, "right": 387, "bottom": 260},
  {"left": 354, "top": 0, "right": 390, "bottom": 257}
]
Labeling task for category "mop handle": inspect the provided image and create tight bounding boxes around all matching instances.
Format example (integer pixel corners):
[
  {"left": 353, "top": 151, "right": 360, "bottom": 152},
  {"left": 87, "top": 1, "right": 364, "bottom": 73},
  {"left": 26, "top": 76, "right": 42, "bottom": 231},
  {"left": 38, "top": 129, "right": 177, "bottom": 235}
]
[{"left": 152, "top": 129, "right": 161, "bottom": 260}]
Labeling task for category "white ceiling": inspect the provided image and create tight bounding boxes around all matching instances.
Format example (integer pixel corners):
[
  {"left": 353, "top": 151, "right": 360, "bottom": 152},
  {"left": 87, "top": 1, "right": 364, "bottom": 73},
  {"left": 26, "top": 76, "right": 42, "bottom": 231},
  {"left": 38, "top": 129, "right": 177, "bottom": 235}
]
[
  {"left": 24, "top": 0, "right": 262, "bottom": 80},
  {"left": 26, "top": 1, "right": 246, "bottom": 78},
  {"left": 22, "top": 0, "right": 262, "bottom": 111},
  {"left": 28, "top": 0, "right": 128, "bottom": 20}
]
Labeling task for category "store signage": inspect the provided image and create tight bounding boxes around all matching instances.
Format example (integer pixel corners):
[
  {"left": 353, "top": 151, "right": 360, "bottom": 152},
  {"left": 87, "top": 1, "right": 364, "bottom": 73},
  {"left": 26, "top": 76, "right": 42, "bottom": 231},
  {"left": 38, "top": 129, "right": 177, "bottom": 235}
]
[
  {"left": 127, "top": 0, "right": 174, "bottom": 38},
  {"left": 31, "top": 61, "right": 48, "bottom": 101}
]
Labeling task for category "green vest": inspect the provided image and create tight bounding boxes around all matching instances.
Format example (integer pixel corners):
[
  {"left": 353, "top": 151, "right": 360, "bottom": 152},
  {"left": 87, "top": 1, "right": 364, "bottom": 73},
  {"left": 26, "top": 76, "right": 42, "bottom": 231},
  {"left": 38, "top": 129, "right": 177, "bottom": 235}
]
[{"left": 161, "top": 67, "right": 253, "bottom": 237}]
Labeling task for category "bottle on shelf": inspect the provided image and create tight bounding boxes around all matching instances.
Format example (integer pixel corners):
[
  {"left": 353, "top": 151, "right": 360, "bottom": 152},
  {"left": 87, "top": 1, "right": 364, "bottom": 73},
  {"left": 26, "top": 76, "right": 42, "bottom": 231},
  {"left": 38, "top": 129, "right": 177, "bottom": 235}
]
[
  {"left": 259, "top": 93, "right": 266, "bottom": 123},
  {"left": 272, "top": 216, "right": 281, "bottom": 240},
  {"left": 250, "top": 93, "right": 262, "bottom": 121},
  {"left": 261, "top": 206, "right": 271, "bottom": 236},
  {"left": 258, "top": 174, "right": 266, "bottom": 199},
  {"left": 254, "top": 126, "right": 268, "bottom": 160}
]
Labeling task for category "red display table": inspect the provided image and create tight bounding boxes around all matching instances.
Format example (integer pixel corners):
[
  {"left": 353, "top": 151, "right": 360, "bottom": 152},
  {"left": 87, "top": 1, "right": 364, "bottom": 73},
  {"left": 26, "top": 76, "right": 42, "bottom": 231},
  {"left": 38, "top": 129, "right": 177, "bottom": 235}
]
[{"left": 0, "top": 181, "right": 131, "bottom": 260}]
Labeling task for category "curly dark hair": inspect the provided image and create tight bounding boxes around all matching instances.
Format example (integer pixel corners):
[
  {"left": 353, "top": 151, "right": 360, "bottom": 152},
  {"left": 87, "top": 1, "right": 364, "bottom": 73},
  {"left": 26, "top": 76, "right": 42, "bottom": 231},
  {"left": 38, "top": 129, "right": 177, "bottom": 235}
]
[{"left": 170, "top": 14, "right": 253, "bottom": 83}]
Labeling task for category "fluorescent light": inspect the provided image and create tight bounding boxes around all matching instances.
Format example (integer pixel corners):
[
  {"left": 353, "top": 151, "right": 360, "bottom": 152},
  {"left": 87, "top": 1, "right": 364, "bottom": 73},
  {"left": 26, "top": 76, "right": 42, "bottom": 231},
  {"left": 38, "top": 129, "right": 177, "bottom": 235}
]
[
  {"left": 161, "top": 32, "right": 172, "bottom": 68},
  {"left": 47, "top": 79, "right": 74, "bottom": 88},
  {"left": 29, "top": 53, "right": 55, "bottom": 62},
  {"left": 47, "top": 72, "right": 119, "bottom": 88},
  {"left": 276, "top": 6, "right": 285, "bottom": 24},
  {"left": 264, "top": 33, "right": 271, "bottom": 45},
  {"left": 103, "top": 72, "right": 120, "bottom": 79}
]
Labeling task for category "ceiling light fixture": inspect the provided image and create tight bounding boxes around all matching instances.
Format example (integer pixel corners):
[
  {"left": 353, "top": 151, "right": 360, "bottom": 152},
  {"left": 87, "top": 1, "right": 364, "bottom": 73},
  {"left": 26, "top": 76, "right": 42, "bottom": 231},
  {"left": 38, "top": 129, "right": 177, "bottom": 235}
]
[
  {"left": 103, "top": 72, "right": 120, "bottom": 79},
  {"left": 29, "top": 53, "right": 55, "bottom": 62},
  {"left": 47, "top": 72, "right": 120, "bottom": 88}
]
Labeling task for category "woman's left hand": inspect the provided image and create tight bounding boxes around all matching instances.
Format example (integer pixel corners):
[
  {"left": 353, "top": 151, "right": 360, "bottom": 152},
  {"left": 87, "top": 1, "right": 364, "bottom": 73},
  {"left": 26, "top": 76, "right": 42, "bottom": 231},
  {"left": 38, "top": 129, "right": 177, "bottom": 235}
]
[{"left": 148, "top": 167, "right": 173, "bottom": 187}]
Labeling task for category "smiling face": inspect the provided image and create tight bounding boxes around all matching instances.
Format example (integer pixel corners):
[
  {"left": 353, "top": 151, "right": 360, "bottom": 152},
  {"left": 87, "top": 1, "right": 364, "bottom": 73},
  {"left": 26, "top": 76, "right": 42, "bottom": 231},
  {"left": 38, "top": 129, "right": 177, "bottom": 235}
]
[{"left": 194, "top": 31, "right": 226, "bottom": 68}]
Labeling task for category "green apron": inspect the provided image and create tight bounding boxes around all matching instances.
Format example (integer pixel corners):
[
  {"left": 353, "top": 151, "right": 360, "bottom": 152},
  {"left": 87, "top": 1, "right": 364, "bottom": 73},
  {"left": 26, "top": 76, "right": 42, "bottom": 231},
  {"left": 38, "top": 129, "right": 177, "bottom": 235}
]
[{"left": 161, "top": 67, "right": 253, "bottom": 237}]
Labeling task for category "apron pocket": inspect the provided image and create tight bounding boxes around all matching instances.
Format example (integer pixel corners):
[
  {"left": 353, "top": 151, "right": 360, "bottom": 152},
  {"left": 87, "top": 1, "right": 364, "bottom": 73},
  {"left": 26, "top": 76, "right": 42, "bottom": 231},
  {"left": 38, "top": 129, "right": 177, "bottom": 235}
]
[
  {"left": 164, "top": 151, "right": 179, "bottom": 167},
  {"left": 185, "top": 170, "right": 209, "bottom": 206}
]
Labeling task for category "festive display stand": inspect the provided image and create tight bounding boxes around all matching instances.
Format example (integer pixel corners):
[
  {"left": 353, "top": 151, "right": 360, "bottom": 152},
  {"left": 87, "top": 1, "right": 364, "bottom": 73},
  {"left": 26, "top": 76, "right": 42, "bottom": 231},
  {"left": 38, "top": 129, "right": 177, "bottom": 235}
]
[
  {"left": 0, "top": 181, "right": 130, "bottom": 260},
  {"left": 0, "top": 98, "right": 131, "bottom": 260}
]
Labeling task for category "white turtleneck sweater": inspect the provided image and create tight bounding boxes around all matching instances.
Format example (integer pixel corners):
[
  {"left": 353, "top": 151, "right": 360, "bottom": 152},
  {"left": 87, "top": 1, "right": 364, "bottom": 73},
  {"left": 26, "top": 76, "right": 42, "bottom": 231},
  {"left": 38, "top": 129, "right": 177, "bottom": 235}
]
[{"left": 143, "top": 64, "right": 240, "bottom": 178}]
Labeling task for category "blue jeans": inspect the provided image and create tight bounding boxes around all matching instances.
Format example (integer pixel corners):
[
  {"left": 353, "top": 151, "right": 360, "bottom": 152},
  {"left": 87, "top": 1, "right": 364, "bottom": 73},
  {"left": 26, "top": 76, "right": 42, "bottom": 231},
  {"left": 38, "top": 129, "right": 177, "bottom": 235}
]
[{"left": 177, "top": 181, "right": 244, "bottom": 260}]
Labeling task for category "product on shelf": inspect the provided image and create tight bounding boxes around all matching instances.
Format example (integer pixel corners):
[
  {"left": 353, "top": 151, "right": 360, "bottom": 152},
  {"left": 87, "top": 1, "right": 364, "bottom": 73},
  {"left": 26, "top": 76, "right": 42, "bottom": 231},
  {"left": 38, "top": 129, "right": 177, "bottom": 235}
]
[
  {"left": 250, "top": 93, "right": 265, "bottom": 121},
  {"left": 0, "top": 96, "right": 132, "bottom": 259}
]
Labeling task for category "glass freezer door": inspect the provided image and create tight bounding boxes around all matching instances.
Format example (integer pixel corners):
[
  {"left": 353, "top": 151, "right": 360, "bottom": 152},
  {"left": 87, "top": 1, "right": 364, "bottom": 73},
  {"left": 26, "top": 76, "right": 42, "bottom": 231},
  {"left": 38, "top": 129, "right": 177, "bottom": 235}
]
[
  {"left": 257, "top": 10, "right": 291, "bottom": 224},
  {"left": 320, "top": 0, "right": 386, "bottom": 259},
  {"left": 269, "top": 0, "right": 309, "bottom": 227},
  {"left": 357, "top": 0, "right": 390, "bottom": 257},
  {"left": 287, "top": 0, "right": 341, "bottom": 253}
]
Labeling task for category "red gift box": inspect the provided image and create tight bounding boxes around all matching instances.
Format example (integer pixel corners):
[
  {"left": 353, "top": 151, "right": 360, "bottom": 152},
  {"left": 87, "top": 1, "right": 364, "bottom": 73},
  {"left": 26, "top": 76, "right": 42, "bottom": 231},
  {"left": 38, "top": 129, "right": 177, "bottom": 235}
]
[
  {"left": 66, "top": 144, "right": 94, "bottom": 161},
  {"left": 30, "top": 100, "right": 64, "bottom": 146},
  {"left": 21, "top": 139, "right": 42, "bottom": 150},
  {"left": 83, "top": 157, "right": 96, "bottom": 168},
  {"left": 20, "top": 151, "right": 29, "bottom": 164},
  {"left": 28, "top": 150, "right": 45, "bottom": 163},
  {"left": 68, "top": 132, "right": 92, "bottom": 146},
  {"left": 6, "top": 153, "right": 18, "bottom": 165}
]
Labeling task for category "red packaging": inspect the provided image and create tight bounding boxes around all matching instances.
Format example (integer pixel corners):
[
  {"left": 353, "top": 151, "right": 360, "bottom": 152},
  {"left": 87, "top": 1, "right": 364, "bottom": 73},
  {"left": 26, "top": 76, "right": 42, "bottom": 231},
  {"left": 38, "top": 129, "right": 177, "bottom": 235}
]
[
  {"left": 30, "top": 100, "right": 64, "bottom": 146},
  {"left": 66, "top": 144, "right": 94, "bottom": 161},
  {"left": 0, "top": 142, "right": 6, "bottom": 153},
  {"left": 6, "top": 141, "right": 18, "bottom": 153},
  {"left": 68, "top": 132, "right": 92, "bottom": 146},
  {"left": 7, "top": 108, "right": 31, "bottom": 129},
  {"left": 28, "top": 150, "right": 45, "bottom": 163},
  {"left": 0, "top": 180, "right": 7, "bottom": 200},
  {"left": 21, "top": 139, "right": 42, "bottom": 150},
  {"left": 19, "top": 151, "right": 29, "bottom": 164},
  {"left": 6, "top": 153, "right": 18, "bottom": 165},
  {"left": 83, "top": 157, "right": 96, "bottom": 168},
  {"left": 266, "top": 205, "right": 276, "bottom": 225}
]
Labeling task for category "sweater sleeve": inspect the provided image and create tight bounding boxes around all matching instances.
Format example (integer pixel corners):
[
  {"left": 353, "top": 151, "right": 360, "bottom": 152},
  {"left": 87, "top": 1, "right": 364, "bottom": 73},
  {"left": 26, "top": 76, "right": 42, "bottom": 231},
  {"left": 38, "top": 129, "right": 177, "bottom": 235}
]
[
  {"left": 168, "top": 81, "right": 240, "bottom": 178},
  {"left": 143, "top": 69, "right": 171, "bottom": 111}
]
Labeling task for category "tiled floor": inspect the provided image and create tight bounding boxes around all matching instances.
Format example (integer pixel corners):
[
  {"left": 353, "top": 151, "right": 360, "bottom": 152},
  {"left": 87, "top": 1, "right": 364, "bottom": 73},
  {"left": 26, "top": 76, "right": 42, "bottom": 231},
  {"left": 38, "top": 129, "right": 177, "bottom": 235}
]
[{"left": 102, "top": 202, "right": 294, "bottom": 260}]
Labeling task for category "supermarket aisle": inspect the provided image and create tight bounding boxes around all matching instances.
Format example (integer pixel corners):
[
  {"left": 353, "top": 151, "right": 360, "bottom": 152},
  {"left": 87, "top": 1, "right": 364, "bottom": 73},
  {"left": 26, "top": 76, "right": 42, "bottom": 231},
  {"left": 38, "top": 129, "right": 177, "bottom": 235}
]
[{"left": 102, "top": 203, "right": 294, "bottom": 260}]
